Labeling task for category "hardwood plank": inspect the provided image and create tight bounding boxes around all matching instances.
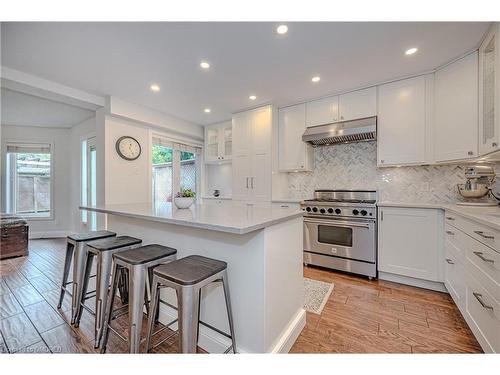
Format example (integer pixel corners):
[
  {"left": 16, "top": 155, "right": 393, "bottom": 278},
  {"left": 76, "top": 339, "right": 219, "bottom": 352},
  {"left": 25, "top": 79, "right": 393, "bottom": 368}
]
[
  {"left": 24, "top": 300, "right": 65, "bottom": 333},
  {"left": 0, "top": 313, "right": 42, "bottom": 353},
  {"left": 3, "top": 271, "right": 30, "bottom": 289},
  {"left": 10, "top": 284, "right": 44, "bottom": 307},
  {"left": 0, "top": 292, "right": 24, "bottom": 320},
  {"left": 29, "top": 274, "right": 58, "bottom": 294},
  {"left": 15, "top": 341, "right": 51, "bottom": 354},
  {"left": 43, "top": 289, "right": 72, "bottom": 313},
  {"left": 41, "top": 324, "right": 97, "bottom": 354},
  {"left": 0, "top": 279, "right": 10, "bottom": 296}
]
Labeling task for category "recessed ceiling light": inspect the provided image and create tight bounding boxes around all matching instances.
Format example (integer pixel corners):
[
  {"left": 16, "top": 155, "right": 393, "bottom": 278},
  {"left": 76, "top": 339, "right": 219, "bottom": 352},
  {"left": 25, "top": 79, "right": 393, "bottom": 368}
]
[
  {"left": 405, "top": 47, "right": 418, "bottom": 56},
  {"left": 276, "top": 25, "right": 288, "bottom": 35},
  {"left": 150, "top": 84, "right": 160, "bottom": 92},
  {"left": 204, "top": 108, "right": 211, "bottom": 113},
  {"left": 249, "top": 95, "right": 257, "bottom": 101},
  {"left": 200, "top": 61, "right": 210, "bottom": 69},
  {"left": 311, "top": 76, "right": 321, "bottom": 83}
]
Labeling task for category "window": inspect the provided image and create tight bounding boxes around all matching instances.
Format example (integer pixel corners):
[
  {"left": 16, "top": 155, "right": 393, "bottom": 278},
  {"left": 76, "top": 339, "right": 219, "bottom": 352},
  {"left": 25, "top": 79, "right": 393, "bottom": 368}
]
[
  {"left": 6, "top": 143, "right": 52, "bottom": 218},
  {"left": 152, "top": 137, "right": 201, "bottom": 208}
]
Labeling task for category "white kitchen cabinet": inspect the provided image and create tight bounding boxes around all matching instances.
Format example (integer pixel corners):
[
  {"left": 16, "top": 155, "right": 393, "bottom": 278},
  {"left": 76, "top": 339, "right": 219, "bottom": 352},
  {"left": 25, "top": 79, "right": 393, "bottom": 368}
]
[
  {"left": 434, "top": 52, "right": 478, "bottom": 162},
  {"left": 378, "top": 207, "right": 442, "bottom": 282},
  {"left": 338, "top": 87, "right": 377, "bottom": 122},
  {"left": 479, "top": 23, "right": 500, "bottom": 155},
  {"left": 278, "top": 104, "right": 314, "bottom": 171},
  {"left": 377, "top": 76, "right": 430, "bottom": 166},
  {"left": 232, "top": 105, "right": 272, "bottom": 202},
  {"left": 306, "top": 96, "right": 339, "bottom": 127},
  {"left": 204, "top": 121, "right": 232, "bottom": 163}
]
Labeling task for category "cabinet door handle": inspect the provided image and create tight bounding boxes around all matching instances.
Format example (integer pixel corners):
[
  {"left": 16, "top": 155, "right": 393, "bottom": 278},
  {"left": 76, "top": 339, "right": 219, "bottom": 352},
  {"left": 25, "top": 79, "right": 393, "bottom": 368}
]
[
  {"left": 445, "top": 258, "right": 455, "bottom": 264},
  {"left": 446, "top": 230, "right": 455, "bottom": 235},
  {"left": 473, "top": 292, "right": 494, "bottom": 310},
  {"left": 251, "top": 177, "right": 254, "bottom": 189},
  {"left": 467, "top": 151, "right": 474, "bottom": 156},
  {"left": 474, "top": 230, "right": 495, "bottom": 239},
  {"left": 445, "top": 216, "right": 455, "bottom": 221},
  {"left": 473, "top": 251, "right": 495, "bottom": 264},
  {"left": 340, "top": 116, "right": 344, "bottom": 120},
  {"left": 493, "top": 142, "right": 498, "bottom": 147},
  {"left": 380, "top": 211, "right": 383, "bottom": 221},
  {"left": 246, "top": 177, "right": 249, "bottom": 189},
  {"left": 380, "top": 159, "right": 385, "bottom": 164}
]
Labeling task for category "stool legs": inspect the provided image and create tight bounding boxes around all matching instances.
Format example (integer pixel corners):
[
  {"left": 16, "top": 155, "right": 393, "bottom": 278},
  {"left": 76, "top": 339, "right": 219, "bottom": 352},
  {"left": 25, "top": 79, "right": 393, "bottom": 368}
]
[
  {"left": 99, "top": 261, "right": 121, "bottom": 353},
  {"left": 94, "top": 252, "right": 113, "bottom": 348},
  {"left": 74, "top": 251, "right": 94, "bottom": 327},
  {"left": 70, "top": 242, "right": 88, "bottom": 324},
  {"left": 221, "top": 270, "right": 236, "bottom": 354},
  {"left": 178, "top": 286, "right": 200, "bottom": 354},
  {"left": 57, "top": 241, "right": 75, "bottom": 309},
  {"left": 128, "top": 267, "right": 146, "bottom": 353},
  {"left": 145, "top": 275, "right": 161, "bottom": 353}
]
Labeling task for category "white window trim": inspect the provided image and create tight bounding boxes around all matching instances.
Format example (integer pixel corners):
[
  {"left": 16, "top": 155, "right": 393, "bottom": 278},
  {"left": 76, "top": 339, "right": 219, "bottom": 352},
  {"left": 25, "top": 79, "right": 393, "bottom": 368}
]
[
  {"left": 4, "top": 140, "right": 55, "bottom": 221},
  {"left": 80, "top": 132, "right": 96, "bottom": 227}
]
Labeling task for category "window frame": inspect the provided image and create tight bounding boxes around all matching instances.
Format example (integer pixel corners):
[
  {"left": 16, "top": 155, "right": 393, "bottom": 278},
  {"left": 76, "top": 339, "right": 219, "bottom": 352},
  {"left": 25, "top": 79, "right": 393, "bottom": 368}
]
[
  {"left": 149, "top": 131, "right": 203, "bottom": 207},
  {"left": 5, "top": 141, "right": 55, "bottom": 221}
]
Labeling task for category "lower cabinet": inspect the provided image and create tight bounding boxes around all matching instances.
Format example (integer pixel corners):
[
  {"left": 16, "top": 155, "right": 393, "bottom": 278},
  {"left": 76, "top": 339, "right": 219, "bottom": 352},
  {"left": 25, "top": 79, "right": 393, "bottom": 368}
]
[{"left": 378, "top": 207, "right": 442, "bottom": 282}]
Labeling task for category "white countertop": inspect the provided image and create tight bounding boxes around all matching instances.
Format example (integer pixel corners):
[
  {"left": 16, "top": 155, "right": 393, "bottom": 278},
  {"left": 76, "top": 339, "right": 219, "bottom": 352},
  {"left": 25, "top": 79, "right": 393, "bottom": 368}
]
[
  {"left": 378, "top": 201, "right": 500, "bottom": 231},
  {"left": 80, "top": 202, "right": 304, "bottom": 235}
]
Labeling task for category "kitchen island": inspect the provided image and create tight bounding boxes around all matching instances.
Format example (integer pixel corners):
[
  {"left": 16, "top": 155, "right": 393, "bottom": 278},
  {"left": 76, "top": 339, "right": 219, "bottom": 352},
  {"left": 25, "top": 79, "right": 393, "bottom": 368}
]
[{"left": 80, "top": 202, "right": 305, "bottom": 353}]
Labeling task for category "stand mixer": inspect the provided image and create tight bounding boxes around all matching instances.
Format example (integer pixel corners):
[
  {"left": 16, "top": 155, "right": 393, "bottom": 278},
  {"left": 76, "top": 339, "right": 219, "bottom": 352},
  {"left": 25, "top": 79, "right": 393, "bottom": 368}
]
[{"left": 457, "top": 164, "right": 500, "bottom": 206}]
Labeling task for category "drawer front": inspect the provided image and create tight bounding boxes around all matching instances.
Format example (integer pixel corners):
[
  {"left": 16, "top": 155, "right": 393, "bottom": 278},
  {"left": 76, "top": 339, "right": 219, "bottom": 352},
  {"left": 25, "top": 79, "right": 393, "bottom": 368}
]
[
  {"left": 464, "top": 235, "right": 500, "bottom": 303},
  {"left": 444, "top": 223, "right": 466, "bottom": 264},
  {"left": 466, "top": 273, "right": 500, "bottom": 352},
  {"left": 272, "top": 202, "right": 300, "bottom": 210},
  {"left": 444, "top": 247, "right": 466, "bottom": 310},
  {"left": 445, "top": 210, "right": 500, "bottom": 252}
]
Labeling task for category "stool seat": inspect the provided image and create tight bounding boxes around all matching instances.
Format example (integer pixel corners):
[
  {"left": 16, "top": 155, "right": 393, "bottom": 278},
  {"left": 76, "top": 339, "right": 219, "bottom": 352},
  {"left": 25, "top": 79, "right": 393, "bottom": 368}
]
[
  {"left": 114, "top": 244, "right": 177, "bottom": 265},
  {"left": 87, "top": 236, "right": 142, "bottom": 251},
  {"left": 153, "top": 255, "right": 227, "bottom": 286},
  {"left": 68, "top": 230, "right": 116, "bottom": 242}
]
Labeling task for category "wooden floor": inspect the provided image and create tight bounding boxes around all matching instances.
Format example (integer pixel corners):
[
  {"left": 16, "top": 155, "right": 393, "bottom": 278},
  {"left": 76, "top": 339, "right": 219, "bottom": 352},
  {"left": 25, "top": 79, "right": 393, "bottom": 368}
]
[
  {"left": 291, "top": 266, "right": 482, "bottom": 353},
  {"left": 0, "top": 239, "right": 482, "bottom": 354}
]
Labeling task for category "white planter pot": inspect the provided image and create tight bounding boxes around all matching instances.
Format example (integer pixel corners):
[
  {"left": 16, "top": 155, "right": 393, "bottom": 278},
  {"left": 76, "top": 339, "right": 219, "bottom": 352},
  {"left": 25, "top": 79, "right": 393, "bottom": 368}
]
[{"left": 174, "top": 197, "right": 195, "bottom": 209}]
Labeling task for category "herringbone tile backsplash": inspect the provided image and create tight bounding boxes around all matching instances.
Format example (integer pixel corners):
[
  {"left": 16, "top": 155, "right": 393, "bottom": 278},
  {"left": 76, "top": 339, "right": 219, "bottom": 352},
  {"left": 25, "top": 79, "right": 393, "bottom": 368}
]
[{"left": 287, "top": 142, "right": 500, "bottom": 203}]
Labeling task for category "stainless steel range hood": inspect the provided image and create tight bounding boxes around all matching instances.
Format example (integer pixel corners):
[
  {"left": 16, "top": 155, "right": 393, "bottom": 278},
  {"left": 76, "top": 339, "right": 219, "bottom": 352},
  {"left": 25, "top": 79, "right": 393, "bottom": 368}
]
[{"left": 302, "top": 116, "right": 377, "bottom": 146}]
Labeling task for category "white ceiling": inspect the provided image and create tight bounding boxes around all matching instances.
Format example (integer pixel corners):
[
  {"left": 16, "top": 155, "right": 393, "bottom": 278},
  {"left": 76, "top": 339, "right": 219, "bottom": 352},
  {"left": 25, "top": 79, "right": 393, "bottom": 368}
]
[
  {"left": 0, "top": 22, "right": 490, "bottom": 125},
  {"left": 1, "top": 88, "right": 95, "bottom": 128}
]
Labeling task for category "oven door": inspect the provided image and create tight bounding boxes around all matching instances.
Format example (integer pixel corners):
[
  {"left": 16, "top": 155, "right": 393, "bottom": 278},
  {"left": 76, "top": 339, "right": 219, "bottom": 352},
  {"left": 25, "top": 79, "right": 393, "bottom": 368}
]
[{"left": 304, "top": 217, "right": 376, "bottom": 263}]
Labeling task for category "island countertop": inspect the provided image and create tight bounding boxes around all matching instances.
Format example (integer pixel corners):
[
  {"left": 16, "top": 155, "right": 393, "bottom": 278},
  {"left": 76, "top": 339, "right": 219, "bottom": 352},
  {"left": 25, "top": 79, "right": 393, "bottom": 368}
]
[{"left": 80, "top": 202, "right": 304, "bottom": 235}]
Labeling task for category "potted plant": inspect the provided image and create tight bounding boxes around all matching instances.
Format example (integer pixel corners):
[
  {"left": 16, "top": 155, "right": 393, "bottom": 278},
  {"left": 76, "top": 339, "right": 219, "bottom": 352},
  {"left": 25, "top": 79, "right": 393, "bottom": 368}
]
[{"left": 174, "top": 188, "right": 196, "bottom": 209}]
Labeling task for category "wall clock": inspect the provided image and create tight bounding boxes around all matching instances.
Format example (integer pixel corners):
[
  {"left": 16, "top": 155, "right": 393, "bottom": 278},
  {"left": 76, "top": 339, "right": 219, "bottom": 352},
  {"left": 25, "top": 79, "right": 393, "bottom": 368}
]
[{"left": 115, "top": 136, "right": 142, "bottom": 161}]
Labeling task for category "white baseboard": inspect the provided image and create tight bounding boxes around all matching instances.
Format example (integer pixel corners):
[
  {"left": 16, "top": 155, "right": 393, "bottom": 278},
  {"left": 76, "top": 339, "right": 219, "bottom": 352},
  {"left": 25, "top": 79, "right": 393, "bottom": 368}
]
[
  {"left": 270, "top": 308, "right": 306, "bottom": 353},
  {"left": 157, "top": 305, "right": 306, "bottom": 353},
  {"left": 379, "top": 271, "right": 447, "bottom": 293},
  {"left": 29, "top": 230, "right": 72, "bottom": 239}
]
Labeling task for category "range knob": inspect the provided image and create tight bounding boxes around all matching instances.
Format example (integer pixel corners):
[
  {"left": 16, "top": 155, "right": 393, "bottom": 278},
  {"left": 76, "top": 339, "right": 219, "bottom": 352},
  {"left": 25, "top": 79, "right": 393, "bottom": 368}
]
[
  {"left": 352, "top": 209, "right": 359, "bottom": 215},
  {"left": 335, "top": 208, "right": 341, "bottom": 214},
  {"left": 319, "top": 208, "right": 326, "bottom": 214},
  {"left": 361, "top": 210, "right": 368, "bottom": 216},
  {"left": 312, "top": 207, "right": 318, "bottom": 213},
  {"left": 305, "top": 207, "right": 312, "bottom": 212},
  {"left": 327, "top": 208, "right": 334, "bottom": 214}
]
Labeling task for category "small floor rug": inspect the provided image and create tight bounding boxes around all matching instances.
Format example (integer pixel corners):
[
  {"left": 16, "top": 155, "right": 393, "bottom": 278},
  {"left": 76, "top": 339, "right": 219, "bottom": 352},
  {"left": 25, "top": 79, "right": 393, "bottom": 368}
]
[{"left": 303, "top": 278, "right": 334, "bottom": 314}]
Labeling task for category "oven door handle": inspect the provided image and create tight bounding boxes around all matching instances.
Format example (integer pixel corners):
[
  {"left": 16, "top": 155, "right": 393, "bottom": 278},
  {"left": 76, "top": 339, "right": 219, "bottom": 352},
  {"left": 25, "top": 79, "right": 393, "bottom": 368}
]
[{"left": 304, "top": 218, "right": 372, "bottom": 229}]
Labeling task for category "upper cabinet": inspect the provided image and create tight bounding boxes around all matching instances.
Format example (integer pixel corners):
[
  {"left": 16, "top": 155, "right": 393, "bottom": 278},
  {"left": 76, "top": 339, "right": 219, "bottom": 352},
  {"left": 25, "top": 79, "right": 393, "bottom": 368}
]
[
  {"left": 338, "top": 87, "right": 377, "bottom": 122},
  {"left": 377, "top": 75, "right": 431, "bottom": 166},
  {"left": 278, "top": 104, "right": 314, "bottom": 172},
  {"left": 306, "top": 96, "right": 339, "bottom": 127},
  {"left": 305, "top": 88, "right": 377, "bottom": 127},
  {"left": 434, "top": 52, "right": 478, "bottom": 162},
  {"left": 204, "top": 121, "right": 232, "bottom": 163},
  {"left": 479, "top": 24, "right": 500, "bottom": 155}
]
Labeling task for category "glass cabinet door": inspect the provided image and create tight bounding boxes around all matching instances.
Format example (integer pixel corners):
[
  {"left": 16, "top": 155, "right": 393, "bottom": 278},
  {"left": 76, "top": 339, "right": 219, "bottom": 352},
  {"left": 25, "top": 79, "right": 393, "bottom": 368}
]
[
  {"left": 479, "top": 26, "right": 498, "bottom": 154},
  {"left": 223, "top": 126, "right": 232, "bottom": 160},
  {"left": 206, "top": 128, "right": 220, "bottom": 161}
]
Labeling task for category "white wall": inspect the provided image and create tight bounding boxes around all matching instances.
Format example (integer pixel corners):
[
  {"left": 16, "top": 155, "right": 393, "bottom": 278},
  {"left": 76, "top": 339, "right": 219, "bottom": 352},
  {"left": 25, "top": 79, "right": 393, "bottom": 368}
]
[
  {"left": 1, "top": 125, "right": 72, "bottom": 237},
  {"left": 204, "top": 163, "right": 232, "bottom": 198}
]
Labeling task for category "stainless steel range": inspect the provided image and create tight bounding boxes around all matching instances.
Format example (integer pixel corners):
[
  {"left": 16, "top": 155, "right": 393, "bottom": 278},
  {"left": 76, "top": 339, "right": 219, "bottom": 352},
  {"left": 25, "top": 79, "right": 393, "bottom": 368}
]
[{"left": 301, "top": 190, "right": 377, "bottom": 278}]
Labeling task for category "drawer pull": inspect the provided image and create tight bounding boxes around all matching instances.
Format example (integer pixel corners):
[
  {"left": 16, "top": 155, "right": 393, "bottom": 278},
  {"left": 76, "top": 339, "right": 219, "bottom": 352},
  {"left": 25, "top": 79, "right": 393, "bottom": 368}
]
[
  {"left": 473, "top": 251, "right": 495, "bottom": 264},
  {"left": 445, "top": 230, "right": 455, "bottom": 235},
  {"left": 473, "top": 292, "right": 494, "bottom": 310},
  {"left": 446, "top": 216, "right": 455, "bottom": 221},
  {"left": 474, "top": 231, "right": 495, "bottom": 239},
  {"left": 445, "top": 258, "right": 455, "bottom": 264}
]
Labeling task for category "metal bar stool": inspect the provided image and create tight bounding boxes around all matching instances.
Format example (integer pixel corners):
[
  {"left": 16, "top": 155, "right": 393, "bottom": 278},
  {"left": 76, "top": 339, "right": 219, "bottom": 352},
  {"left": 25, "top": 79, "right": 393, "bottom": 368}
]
[
  {"left": 100, "top": 244, "right": 177, "bottom": 353},
  {"left": 74, "top": 235, "right": 142, "bottom": 348},
  {"left": 145, "top": 255, "right": 236, "bottom": 354},
  {"left": 57, "top": 230, "right": 116, "bottom": 323}
]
